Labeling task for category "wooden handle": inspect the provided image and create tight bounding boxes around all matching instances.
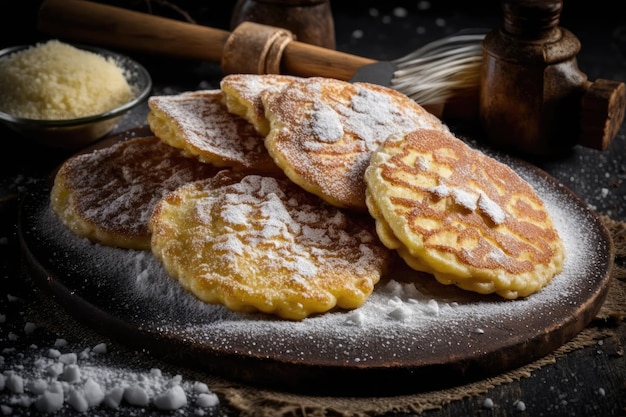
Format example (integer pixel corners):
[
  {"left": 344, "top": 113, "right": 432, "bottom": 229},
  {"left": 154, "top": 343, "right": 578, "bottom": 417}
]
[
  {"left": 579, "top": 79, "right": 626, "bottom": 150},
  {"left": 282, "top": 42, "right": 375, "bottom": 80},
  {"left": 38, "top": 0, "right": 229, "bottom": 62},
  {"left": 37, "top": 0, "right": 376, "bottom": 81}
]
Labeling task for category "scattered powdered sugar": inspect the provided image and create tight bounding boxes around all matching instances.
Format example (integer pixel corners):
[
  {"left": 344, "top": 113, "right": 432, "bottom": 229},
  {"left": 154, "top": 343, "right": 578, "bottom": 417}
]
[
  {"left": 428, "top": 184, "right": 448, "bottom": 198},
  {"left": 291, "top": 76, "right": 445, "bottom": 149},
  {"left": 177, "top": 174, "right": 386, "bottom": 296},
  {"left": 148, "top": 90, "right": 275, "bottom": 172},
  {"left": 13, "top": 150, "right": 610, "bottom": 399},
  {"left": 268, "top": 77, "right": 447, "bottom": 209},
  {"left": 450, "top": 188, "right": 478, "bottom": 211},
  {"left": 0, "top": 338, "right": 220, "bottom": 415},
  {"left": 477, "top": 192, "right": 506, "bottom": 224},
  {"left": 483, "top": 397, "right": 495, "bottom": 409},
  {"left": 340, "top": 85, "right": 440, "bottom": 150},
  {"left": 427, "top": 184, "right": 506, "bottom": 224},
  {"left": 57, "top": 136, "right": 219, "bottom": 240},
  {"left": 392, "top": 7, "right": 408, "bottom": 18},
  {"left": 310, "top": 101, "right": 344, "bottom": 143},
  {"left": 31, "top": 169, "right": 595, "bottom": 337}
]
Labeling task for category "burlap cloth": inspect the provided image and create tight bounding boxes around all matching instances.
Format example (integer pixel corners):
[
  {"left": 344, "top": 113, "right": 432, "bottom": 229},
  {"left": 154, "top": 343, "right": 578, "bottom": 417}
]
[{"left": 27, "top": 215, "right": 626, "bottom": 417}]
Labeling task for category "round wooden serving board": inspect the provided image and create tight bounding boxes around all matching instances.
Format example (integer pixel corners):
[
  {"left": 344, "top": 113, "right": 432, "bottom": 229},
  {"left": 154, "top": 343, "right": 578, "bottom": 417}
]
[{"left": 18, "top": 128, "right": 614, "bottom": 396}]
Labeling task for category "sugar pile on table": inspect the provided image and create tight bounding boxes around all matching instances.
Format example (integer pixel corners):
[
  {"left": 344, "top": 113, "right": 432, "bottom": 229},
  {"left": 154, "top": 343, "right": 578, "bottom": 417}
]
[{"left": 0, "top": 334, "right": 219, "bottom": 415}]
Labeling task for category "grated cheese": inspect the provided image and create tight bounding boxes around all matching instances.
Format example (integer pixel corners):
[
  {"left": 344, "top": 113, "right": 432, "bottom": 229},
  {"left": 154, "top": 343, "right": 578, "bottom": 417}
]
[{"left": 0, "top": 40, "right": 134, "bottom": 120}]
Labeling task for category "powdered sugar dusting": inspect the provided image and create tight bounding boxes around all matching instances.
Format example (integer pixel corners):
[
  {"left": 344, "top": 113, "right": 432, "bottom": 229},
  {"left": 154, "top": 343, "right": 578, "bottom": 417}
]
[
  {"left": 345, "top": 86, "right": 442, "bottom": 148},
  {"left": 148, "top": 90, "right": 277, "bottom": 173},
  {"left": 0, "top": 338, "right": 220, "bottom": 415},
  {"left": 15, "top": 149, "right": 608, "bottom": 396},
  {"left": 451, "top": 188, "right": 478, "bottom": 211},
  {"left": 426, "top": 185, "right": 505, "bottom": 224},
  {"left": 147, "top": 172, "right": 391, "bottom": 321},
  {"left": 310, "top": 101, "right": 344, "bottom": 143},
  {"left": 190, "top": 175, "right": 384, "bottom": 283},
  {"left": 51, "top": 136, "right": 219, "bottom": 248},
  {"left": 478, "top": 192, "right": 506, "bottom": 224},
  {"left": 20, "top": 150, "right": 611, "bottom": 374},
  {"left": 220, "top": 73, "right": 299, "bottom": 136},
  {"left": 263, "top": 77, "right": 447, "bottom": 209}
]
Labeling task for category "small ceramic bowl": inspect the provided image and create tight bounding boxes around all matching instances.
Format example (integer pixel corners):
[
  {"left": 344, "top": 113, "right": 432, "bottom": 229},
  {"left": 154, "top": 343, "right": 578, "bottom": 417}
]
[{"left": 0, "top": 43, "right": 152, "bottom": 149}]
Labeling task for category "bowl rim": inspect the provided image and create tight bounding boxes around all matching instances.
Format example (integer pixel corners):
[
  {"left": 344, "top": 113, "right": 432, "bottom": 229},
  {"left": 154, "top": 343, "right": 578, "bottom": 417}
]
[{"left": 0, "top": 42, "right": 153, "bottom": 128}]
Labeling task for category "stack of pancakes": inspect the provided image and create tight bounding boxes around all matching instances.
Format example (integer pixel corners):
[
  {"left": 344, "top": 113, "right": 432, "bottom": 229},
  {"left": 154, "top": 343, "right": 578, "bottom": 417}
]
[{"left": 50, "top": 74, "right": 565, "bottom": 320}]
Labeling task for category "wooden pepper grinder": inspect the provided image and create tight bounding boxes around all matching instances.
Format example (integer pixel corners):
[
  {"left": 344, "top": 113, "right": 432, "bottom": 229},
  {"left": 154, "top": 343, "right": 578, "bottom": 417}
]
[
  {"left": 230, "top": 0, "right": 335, "bottom": 49},
  {"left": 479, "top": 0, "right": 625, "bottom": 156}
]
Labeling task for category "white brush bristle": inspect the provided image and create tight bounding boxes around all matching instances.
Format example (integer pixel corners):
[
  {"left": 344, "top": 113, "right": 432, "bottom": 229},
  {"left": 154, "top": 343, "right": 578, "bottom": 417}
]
[{"left": 391, "top": 31, "right": 486, "bottom": 105}]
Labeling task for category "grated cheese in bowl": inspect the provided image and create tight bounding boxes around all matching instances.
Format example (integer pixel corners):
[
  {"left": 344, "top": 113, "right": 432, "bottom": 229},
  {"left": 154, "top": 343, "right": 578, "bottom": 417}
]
[
  {"left": 0, "top": 40, "right": 152, "bottom": 149},
  {"left": 0, "top": 40, "right": 133, "bottom": 120}
]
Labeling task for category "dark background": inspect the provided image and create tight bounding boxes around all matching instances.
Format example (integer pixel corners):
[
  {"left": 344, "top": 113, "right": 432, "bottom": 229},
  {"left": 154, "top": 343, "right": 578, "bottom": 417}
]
[{"left": 1, "top": 1, "right": 625, "bottom": 417}]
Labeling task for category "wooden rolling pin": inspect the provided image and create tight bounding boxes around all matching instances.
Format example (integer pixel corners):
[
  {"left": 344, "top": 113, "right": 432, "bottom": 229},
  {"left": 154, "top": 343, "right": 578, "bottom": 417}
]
[{"left": 37, "top": 0, "right": 375, "bottom": 81}]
